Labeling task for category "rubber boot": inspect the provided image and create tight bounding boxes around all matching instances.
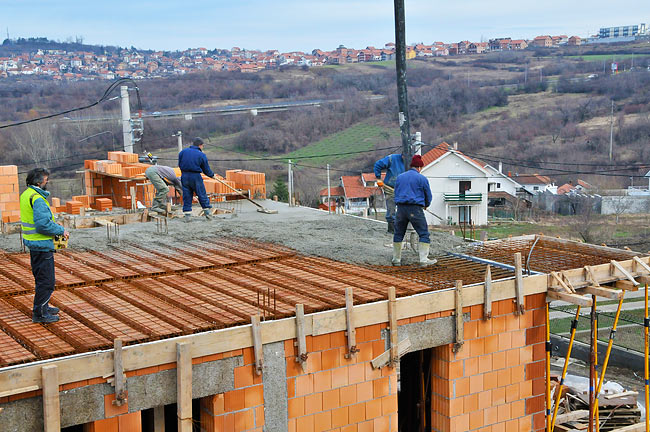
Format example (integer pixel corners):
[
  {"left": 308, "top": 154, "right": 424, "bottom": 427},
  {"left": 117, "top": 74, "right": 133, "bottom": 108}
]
[
  {"left": 47, "top": 303, "right": 59, "bottom": 315},
  {"left": 202, "top": 209, "right": 212, "bottom": 220},
  {"left": 184, "top": 212, "right": 192, "bottom": 223},
  {"left": 32, "top": 304, "right": 60, "bottom": 323},
  {"left": 387, "top": 222, "right": 394, "bottom": 234},
  {"left": 391, "top": 242, "right": 402, "bottom": 266},
  {"left": 418, "top": 243, "right": 438, "bottom": 267}
]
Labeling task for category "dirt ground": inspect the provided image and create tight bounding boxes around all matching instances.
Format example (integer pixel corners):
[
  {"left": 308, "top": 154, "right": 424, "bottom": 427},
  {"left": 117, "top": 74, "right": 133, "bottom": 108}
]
[{"left": 0, "top": 199, "right": 468, "bottom": 266}]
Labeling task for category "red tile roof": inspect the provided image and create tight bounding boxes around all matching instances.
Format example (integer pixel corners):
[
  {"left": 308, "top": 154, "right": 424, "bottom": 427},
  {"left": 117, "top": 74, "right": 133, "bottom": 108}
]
[
  {"left": 421, "top": 142, "right": 486, "bottom": 170},
  {"left": 341, "top": 176, "right": 382, "bottom": 199},
  {"left": 514, "top": 174, "right": 553, "bottom": 185},
  {"left": 319, "top": 186, "right": 345, "bottom": 197},
  {"left": 361, "top": 172, "right": 385, "bottom": 183},
  {"left": 557, "top": 183, "right": 575, "bottom": 195}
]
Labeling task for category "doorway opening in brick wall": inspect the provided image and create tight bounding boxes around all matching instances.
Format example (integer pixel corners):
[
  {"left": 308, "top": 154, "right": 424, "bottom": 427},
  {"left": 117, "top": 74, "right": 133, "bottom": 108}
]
[{"left": 398, "top": 348, "right": 433, "bottom": 431}]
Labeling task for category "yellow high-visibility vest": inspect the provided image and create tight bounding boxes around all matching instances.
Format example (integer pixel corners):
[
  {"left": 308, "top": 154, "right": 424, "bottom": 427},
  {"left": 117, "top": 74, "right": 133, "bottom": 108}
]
[{"left": 20, "top": 187, "right": 55, "bottom": 242}]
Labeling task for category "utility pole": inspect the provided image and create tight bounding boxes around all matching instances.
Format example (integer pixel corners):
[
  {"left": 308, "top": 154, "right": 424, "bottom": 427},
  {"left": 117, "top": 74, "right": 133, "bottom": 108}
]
[
  {"left": 327, "top": 164, "right": 331, "bottom": 215},
  {"left": 609, "top": 100, "right": 614, "bottom": 161},
  {"left": 176, "top": 131, "right": 183, "bottom": 153},
  {"left": 120, "top": 85, "right": 133, "bottom": 153},
  {"left": 288, "top": 160, "right": 293, "bottom": 207},
  {"left": 394, "top": 0, "right": 413, "bottom": 169}
]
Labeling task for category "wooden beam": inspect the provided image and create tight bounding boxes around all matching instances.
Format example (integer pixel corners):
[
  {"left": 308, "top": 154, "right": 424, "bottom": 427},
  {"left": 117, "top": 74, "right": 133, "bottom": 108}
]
[
  {"left": 547, "top": 290, "right": 593, "bottom": 306},
  {"left": 637, "top": 275, "right": 650, "bottom": 285},
  {"left": 344, "top": 288, "right": 359, "bottom": 359},
  {"left": 604, "top": 390, "right": 638, "bottom": 400},
  {"left": 514, "top": 253, "right": 525, "bottom": 314},
  {"left": 608, "top": 423, "right": 645, "bottom": 432},
  {"left": 112, "top": 339, "right": 127, "bottom": 406},
  {"left": 130, "top": 186, "right": 136, "bottom": 212},
  {"left": 176, "top": 342, "right": 192, "bottom": 432},
  {"left": 153, "top": 405, "right": 165, "bottom": 432},
  {"left": 554, "top": 409, "right": 588, "bottom": 424},
  {"left": 633, "top": 256, "right": 650, "bottom": 274},
  {"left": 41, "top": 365, "right": 60, "bottom": 432},
  {"left": 611, "top": 260, "right": 639, "bottom": 286},
  {"left": 582, "top": 286, "right": 623, "bottom": 299},
  {"left": 294, "top": 304, "right": 308, "bottom": 371},
  {"left": 388, "top": 287, "right": 398, "bottom": 367},
  {"left": 251, "top": 315, "right": 263, "bottom": 376},
  {"left": 0, "top": 273, "right": 549, "bottom": 395},
  {"left": 551, "top": 272, "right": 573, "bottom": 294},
  {"left": 585, "top": 266, "right": 600, "bottom": 287},
  {"left": 614, "top": 280, "right": 640, "bottom": 291},
  {"left": 453, "top": 280, "right": 464, "bottom": 353},
  {"left": 561, "top": 272, "right": 577, "bottom": 293},
  {"left": 0, "top": 385, "right": 40, "bottom": 398},
  {"left": 483, "top": 265, "right": 492, "bottom": 320},
  {"left": 370, "top": 338, "right": 411, "bottom": 369}
]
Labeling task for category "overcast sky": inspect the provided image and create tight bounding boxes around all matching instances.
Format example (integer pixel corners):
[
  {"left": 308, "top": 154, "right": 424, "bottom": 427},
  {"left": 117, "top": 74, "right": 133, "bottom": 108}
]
[{"left": 1, "top": 1, "right": 648, "bottom": 52}]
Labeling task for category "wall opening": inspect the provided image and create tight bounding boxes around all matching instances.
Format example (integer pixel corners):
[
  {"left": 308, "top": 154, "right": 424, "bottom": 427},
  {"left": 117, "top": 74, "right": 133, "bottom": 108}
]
[{"left": 398, "top": 348, "right": 433, "bottom": 432}]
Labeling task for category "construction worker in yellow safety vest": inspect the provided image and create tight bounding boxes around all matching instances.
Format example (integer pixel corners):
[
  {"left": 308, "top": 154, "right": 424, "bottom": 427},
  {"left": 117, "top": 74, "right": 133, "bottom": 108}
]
[{"left": 20, "top": 168, "right": 69, "bottom": 323}]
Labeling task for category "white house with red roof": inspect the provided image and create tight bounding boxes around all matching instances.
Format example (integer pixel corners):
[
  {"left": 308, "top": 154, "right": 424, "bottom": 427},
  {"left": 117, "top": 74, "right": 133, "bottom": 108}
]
[
  {"left": 319, "top": 173, "right": 384, "bottom": 215},
  {"left": 420, "top": 142, "right": 490, "bottom": 226}
]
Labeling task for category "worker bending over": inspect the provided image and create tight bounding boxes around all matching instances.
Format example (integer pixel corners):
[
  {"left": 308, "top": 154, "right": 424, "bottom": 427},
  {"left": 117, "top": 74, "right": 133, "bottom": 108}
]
[
  {"left": 178, "top": 137, "right": 215, "bottom": 221},
  {"left": 144, "top": 164, "right": 182, "bottom": 214},
  {"left": 374, "top": 153, "right": 404, "bottom": 233},
  {"left": 391, "top": 155, "right": 437, "bottom": 267},
  {"left": 20, "top": 168, "right": 69, "bottom": 323}
]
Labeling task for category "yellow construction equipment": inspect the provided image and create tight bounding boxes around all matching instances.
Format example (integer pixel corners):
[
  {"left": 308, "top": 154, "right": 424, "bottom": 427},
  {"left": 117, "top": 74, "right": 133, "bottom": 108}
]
[{"left": 53, "top": 235, "right": 68, "bottom": 250}]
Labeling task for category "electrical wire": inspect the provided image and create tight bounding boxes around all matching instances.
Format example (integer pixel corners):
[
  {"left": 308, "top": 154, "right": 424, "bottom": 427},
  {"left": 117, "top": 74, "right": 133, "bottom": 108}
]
[{"left": 0, "top": 78, "right": 140, "bottom": 130}]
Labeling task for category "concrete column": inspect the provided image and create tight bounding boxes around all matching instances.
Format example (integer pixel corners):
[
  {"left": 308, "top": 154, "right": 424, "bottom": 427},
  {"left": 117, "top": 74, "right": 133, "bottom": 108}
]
[{"left": 120, "top": 86, "right": 133, "bottom": 153}]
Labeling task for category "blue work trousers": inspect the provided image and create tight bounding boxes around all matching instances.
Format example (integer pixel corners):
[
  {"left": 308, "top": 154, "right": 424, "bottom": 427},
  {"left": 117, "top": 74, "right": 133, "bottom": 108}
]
[
  {"left": 181, "top": 172, "right": 211, "bottom": 212},
  {"left": 385, "top": 190, "right": 396, "bottom": 225},
  {"left": 393, "top": 204, "right": 430, "bottom": 244},
  {"left": 30, "top": 250, "right": 55, "bottom": 314}
]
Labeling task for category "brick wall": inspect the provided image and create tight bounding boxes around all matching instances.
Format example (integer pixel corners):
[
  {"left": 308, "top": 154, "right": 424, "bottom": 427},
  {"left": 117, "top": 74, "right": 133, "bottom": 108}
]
[
  {"left": 431, "top": 293, "right": 547, "bottom": 432},
  {"left": 0, "top": 165, "right": 20, "bottom": 223},
  {"left": 200, "top": 348, "right": 265, "bottom": 432}
]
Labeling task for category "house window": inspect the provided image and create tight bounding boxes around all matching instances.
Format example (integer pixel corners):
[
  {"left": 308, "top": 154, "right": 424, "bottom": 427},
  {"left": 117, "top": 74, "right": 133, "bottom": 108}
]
[
  {"left": 497, "top": 183, "right": 501, "bottom": 189},
  {"left": 459, "top": 181, "right": 471, "bottom": 194},
  {"left": 533, "top": 186, "right": 539, "bottom": 191}
]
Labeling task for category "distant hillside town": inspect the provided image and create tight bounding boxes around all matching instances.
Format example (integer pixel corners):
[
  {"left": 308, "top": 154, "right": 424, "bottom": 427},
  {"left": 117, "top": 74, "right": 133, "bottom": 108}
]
[{"left": 0, "top": 23, "right": 647, "bottom": 81}]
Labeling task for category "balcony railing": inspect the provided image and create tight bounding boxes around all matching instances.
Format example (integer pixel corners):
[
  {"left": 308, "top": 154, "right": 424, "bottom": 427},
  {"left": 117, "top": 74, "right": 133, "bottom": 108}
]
[{"left": 444, "top": 193, "right": 482, "bottom": 202}]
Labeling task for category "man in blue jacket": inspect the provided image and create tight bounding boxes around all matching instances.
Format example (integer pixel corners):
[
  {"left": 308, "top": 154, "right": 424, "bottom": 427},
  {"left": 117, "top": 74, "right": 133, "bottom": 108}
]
[
  {"left": 178, "top": 137, "right": 215, "bottom": 221},
  {"left": 20, "top": 168, "right": 69, "bottom": 323},
  {"left": 392, "top": 155, "right": 437, "bottom": 267},
  {"left": 374, "top": 153, "right": 404, "bottom": 233}
]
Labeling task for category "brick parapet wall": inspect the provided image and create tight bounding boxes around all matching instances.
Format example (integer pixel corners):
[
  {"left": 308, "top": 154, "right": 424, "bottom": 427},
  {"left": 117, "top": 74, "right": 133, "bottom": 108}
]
[{"left": 431, "top": 293, "right": 547, "bottom": 432}]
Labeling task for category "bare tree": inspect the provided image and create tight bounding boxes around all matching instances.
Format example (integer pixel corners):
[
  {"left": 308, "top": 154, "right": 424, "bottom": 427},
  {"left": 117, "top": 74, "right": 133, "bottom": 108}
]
[
  {"left": 609, "top": 195, "right": 632, "bottom": 224},
  {"left": 567, "top": 195, "right": 601, "bottom": 243},
  {"left": 10, "top": 120, "right": 69, "bottom": 166}
]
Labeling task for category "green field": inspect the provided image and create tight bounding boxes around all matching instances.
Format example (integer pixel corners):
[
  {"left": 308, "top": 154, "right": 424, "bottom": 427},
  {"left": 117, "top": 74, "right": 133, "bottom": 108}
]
[
  {"left": 569, "top": 54, "right": 642, "bottom": 61},
  {"left": 283, "top": 122, "right": 400, "bottom": 166}
]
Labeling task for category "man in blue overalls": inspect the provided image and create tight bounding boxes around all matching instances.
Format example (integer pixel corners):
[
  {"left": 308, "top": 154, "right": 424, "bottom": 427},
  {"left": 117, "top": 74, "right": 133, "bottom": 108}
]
[
  {"left": 178, "top": 137, "right": 215, "bottom": 221},
  {"left": 374, "top": 153, "right": 405, "bottom": 233},
  {"left": 392, "top": 155, "right": 437, "bottom": 267}
]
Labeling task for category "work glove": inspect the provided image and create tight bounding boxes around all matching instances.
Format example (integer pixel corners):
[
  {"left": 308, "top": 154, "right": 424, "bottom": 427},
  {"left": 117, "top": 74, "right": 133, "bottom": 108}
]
[{"left": 377, "top": 180, "right": 384, "bottom": 187}]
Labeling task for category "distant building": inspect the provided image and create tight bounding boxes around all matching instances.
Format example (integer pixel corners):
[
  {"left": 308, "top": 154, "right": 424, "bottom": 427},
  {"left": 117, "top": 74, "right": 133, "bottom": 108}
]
[
  {"left": 531, "top": 36, "right": 553, "bottom": 47},
  {"left": 599, "top": 23, "right": 646, "bottom": 38},
  {"left": 568, "top": 36, "right": 582, "bottom": 46}
]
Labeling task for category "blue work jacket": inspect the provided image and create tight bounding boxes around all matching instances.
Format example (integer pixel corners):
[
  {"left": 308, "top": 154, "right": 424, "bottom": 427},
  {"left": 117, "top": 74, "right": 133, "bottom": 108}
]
[
  {"left": 373, "top": 154, "right": 404, "bottom": 188},
  {"left": 178, "top": 146, "right": 214, "bottom": 178},
  {"left": 21, "top": 187, "right": 64, "bottom": 252},
  {"left": 394, "top": 169, "right": 432, "bottom": 208}
]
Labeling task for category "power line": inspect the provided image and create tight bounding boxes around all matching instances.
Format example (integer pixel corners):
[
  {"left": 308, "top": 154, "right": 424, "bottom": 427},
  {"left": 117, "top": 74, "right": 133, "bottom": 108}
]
[{"left": 0, "top": 78, "right": 140, "bottom": 130}]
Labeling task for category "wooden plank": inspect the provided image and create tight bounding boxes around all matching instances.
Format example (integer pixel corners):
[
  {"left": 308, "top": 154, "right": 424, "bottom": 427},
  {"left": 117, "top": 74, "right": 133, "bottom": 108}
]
[
  {"left": 547, "top": 290, "right": 593, "bottom": 306},
  {"left": 0, "top": 385, "right": 40, "bottom": 398},
  {"left": 551, "top": 272, "right": 573, "bottom": 294},
  {"left": 611, "top": 260, "right": 639, "bottom": 286},
  {"left": 176, "top": 342, "right": 192, "bottom": 432},
  {"left": 604, "top": 391, "right": 639, "bottom": 400},
  {"left": 344, "top": 288, "right": 358, "bottom": 359},
  {"left": 41, "top": 365, "right": 60, "bottom": 432},
  {"left": 561, "top": 272, "right": 578, "bottom": 293},
  {"left": 483, "top": 265, "right": 492, "bottom": 320},
  {"left": 633, "top": 256, "right": 650, "bottom": 274},
  {"left": 388, "top": 287, "right": 397, "bottom": 367},
  {"left": 582, "top": 286, "right": 623, "bottom": 299},
  {"left": 370, "top": 338, "right": 411, "bottom": 369},
  {"left": 130, "top": 186, "right": 136, "bottom": 211},
  {"left": 0, "top": 274, "right": 548, "bottom": 395},
  {"left": 561, "top": 256, "right": 650, "bottom": 289},
  {"left": 514, "top": 253, "right": 525, "bottom": 314},
  {"left": 585, "top": 266, "right": 601, "bottom": 287},
  {"left": 251, "top": 315, "right": 263, "bottom": 376},
  {"left": 112, "top": 339, "right": 127, "bottom": 406},
  {"left": 608, "top": 423, "right": 645, "bottom": 432},
  {"left": 295, "top": 304, "right": 308, "bottom": 371},
  {"left": 555, "top": 410, "right": 589, "bottom": 424},
  {"left": 615, "top": 280, "right": 640, "bottom": 291},
  {"left": 453, "top": 280, "right": 464, "bottom": 353},
  {"left": 153, "top": 405, "right": 165, "bottom": 432}
]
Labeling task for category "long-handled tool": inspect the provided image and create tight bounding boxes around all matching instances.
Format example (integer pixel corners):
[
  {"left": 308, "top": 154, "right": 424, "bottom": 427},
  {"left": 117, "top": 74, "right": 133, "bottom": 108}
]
[
  {"left": 212, "top": 176, "right": 278, "bottom": 214},
  {"left": 380, "top": 184, "right": 445, "bottom": 221}
]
